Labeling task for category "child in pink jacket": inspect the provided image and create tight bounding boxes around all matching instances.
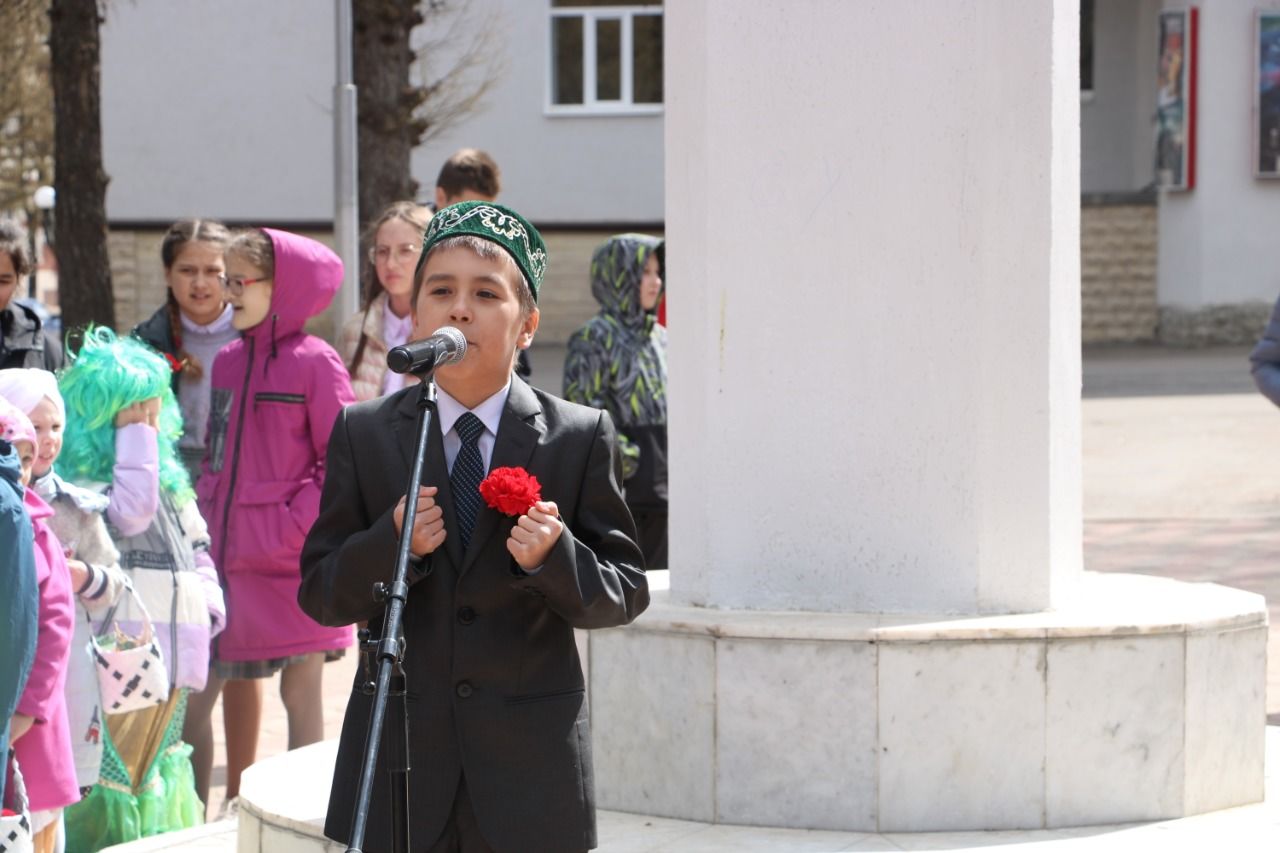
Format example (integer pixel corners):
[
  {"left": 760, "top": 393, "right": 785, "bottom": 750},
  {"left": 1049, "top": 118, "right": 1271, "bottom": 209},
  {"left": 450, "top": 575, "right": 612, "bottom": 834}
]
[
  {"left": 196, "top": 228, "right": 355, "bottom": 806},
  {"left": 0, "top": 396, "right": 77, "bottom": 853}
]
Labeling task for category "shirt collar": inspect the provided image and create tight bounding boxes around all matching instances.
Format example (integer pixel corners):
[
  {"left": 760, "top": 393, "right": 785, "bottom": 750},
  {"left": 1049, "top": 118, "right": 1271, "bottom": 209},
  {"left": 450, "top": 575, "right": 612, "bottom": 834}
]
[
  {"left": 435, "top": 378, "right": 512, "bottom": 439},
  {"left": 381, "top": 297, "right": 414, "bottom": 347},
  {"left": 180, "top": 303, "right": 235, "bottom": 335}
]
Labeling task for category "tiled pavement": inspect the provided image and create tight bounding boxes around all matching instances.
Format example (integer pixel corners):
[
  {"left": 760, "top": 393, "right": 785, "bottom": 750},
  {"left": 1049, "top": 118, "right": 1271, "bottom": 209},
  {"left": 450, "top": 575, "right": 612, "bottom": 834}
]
[
  {"left": 200, "top": 344, "right": 1280, "bottom": 818},
  {"left": 1082, "top": 345, "right": 1280, "bottom": 723}
]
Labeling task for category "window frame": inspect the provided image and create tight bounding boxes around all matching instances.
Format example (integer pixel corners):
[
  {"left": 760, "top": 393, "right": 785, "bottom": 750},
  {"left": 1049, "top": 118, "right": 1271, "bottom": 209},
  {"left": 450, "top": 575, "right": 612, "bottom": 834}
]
[{"left": 547, "top": 3, "right": 664, "bottom": 117}]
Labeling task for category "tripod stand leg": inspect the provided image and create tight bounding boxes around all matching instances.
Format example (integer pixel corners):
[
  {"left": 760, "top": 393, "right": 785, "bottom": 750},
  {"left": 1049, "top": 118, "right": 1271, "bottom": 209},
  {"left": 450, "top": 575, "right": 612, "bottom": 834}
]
[{"left": 388, "top": 664, "right": 411, "bottom": 853}]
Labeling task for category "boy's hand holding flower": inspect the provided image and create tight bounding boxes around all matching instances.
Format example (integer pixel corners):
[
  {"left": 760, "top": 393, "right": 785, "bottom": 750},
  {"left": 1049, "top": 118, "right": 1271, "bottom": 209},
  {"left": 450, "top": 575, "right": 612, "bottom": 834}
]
[
  {"left": 508, "top": 501, "right": 563, "bottom": 571},
  {"left": 480, "top": 467, "right": 563, "bottom": 571}
]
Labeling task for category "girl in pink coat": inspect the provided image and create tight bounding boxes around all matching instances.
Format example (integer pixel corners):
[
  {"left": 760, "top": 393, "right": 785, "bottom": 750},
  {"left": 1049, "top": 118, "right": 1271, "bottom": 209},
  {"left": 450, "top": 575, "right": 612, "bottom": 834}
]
[
  {"left": 196, "top": 228, "right": 355, "bottom": 805},
  {"left": 0, "top": 397, "right": 76, "bottom": 853}
]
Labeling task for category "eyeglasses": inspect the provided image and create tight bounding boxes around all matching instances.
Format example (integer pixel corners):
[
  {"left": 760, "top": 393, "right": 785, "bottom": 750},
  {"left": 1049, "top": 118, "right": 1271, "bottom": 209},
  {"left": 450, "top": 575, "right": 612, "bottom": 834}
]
[
  {"left": 223, "top": 275, "right": 270, "bottom": 296},
  {"left": 368, "top": 243, "right": 421, "bottom": 265}
]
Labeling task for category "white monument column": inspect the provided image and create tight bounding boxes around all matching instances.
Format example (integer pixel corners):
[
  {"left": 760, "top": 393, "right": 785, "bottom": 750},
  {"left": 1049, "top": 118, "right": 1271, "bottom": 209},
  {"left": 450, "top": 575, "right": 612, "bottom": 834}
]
[
  {"left": 667, "top": 1, "right": 1082, "bottom": 615},
  {"left": 588, "top": 0, "right": 1267, "bottom": 835}
]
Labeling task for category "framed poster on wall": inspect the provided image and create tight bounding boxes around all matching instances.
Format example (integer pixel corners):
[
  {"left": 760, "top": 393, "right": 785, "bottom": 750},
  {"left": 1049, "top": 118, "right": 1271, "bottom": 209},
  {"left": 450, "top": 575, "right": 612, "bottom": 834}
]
[
  {"left": 1256, "top": 11, "right": 1280, "bottom": 177},
  {"left": 1156, "top": 8, "right": 1198, "bottom": 191}
]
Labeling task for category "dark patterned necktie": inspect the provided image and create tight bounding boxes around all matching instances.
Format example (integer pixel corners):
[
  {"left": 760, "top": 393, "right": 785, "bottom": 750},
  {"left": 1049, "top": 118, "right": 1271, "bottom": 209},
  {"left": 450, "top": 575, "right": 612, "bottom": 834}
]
[{"left": 450, "top": 412, "right": 486, "bottom": 550}]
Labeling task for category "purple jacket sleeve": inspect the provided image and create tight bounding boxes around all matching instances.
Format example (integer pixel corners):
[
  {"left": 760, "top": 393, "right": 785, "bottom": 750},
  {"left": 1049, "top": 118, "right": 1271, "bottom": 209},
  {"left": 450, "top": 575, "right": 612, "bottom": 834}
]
[
  {"left": 289, "top": 347, "right": 356, "bottom": 532},
  {"left": 196, "top": 548, "right": 226, "bottom": 636},
  {"left": 16, "top": 546, "right": 73, "bottom": 722},
  {"left": 176, "top": 498, "right": 225, "bottom": 636},
  {"left": 107, "top": 423, "right": 160, "bottom": 537}
]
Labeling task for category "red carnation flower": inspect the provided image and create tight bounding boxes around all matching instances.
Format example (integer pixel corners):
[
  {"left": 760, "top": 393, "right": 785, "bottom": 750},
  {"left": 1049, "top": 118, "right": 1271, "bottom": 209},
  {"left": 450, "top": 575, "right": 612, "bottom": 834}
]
[{"left": 479, "top": 466, "right": 542, "bottom": 516}]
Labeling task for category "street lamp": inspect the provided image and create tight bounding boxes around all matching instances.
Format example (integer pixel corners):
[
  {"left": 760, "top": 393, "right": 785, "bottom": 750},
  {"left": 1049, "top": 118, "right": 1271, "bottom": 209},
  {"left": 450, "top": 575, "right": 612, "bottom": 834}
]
[{"left": 28, "top": 185, "right": 55, "bottom": 300}]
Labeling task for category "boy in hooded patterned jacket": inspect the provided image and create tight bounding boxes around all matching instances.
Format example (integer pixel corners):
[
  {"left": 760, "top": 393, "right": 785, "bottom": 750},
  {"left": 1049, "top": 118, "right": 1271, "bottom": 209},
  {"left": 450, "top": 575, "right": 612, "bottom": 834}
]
[{"left": 562, "top": 234, "right": 668, "bottom": 569}]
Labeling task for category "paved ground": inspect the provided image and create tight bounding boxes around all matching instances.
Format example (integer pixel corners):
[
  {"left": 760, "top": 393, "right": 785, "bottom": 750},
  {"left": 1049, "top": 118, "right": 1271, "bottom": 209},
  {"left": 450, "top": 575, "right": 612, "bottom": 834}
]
[
  {"left": 1082, "top": 344, "right": 1280, "bottom": 725},
  {"left": 200, "top": 342, "right": 1280, "bottom": 819}
]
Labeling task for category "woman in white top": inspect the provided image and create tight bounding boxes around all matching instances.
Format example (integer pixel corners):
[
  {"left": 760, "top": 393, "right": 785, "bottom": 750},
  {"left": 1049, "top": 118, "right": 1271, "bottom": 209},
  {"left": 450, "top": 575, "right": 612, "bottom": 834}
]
[{"left": 337, "top": 201, "right": 432, "bottom": 401}]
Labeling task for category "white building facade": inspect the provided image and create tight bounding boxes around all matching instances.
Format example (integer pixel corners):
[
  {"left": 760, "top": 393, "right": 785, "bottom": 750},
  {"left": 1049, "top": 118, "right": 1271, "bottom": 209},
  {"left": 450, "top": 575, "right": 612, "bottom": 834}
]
[
  {"left": 99, "top": 0, "right": 665, "bottom": 343},
  {"left": 99, "top": 1, "right": 1275, "bottom": 346}
]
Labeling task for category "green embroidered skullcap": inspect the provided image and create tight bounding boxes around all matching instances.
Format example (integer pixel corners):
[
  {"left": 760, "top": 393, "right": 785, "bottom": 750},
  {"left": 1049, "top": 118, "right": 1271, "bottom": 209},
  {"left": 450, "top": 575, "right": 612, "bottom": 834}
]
[{"left": 416, "top": 201, "right": 548, "bottom": 301}]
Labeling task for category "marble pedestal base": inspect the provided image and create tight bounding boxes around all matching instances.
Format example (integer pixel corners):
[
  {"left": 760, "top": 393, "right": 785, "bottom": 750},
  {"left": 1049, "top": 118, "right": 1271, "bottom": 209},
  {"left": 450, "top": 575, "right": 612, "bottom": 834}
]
[{"left": 589, "top": 572, "right": 1268, "bottom": 833}]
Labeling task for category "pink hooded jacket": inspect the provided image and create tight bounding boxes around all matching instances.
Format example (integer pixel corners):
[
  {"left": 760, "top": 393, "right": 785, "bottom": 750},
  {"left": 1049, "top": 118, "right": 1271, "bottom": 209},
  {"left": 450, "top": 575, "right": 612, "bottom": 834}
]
[
  {"left": 197, "top": 230, "right": 355, "bottom": 661},
  {"left": 14, "top": 488, "right": 78, "bottom": 812}
]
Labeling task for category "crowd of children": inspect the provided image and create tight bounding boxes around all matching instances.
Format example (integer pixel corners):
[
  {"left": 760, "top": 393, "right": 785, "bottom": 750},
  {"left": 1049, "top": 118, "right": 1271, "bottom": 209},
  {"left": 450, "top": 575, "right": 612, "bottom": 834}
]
[
  {"left": 0, "top": 152, "right": 668, "bottom": 852},
  {"left": 0, "top": 217, "right": 356, "bottom": 852}
]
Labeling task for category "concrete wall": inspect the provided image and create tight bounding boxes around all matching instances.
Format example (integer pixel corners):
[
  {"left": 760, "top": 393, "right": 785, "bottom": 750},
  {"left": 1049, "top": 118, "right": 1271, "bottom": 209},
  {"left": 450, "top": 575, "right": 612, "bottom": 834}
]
[
  {"left": 100, "top": 0, "right": 335, "bottom": 222},
  {"left": 98, "top": 0, "right": 663, "bottom": 226},
  {"left": 1081, "top": 199, "right": 1158, "bottom": 343},
  {"left": 1081, "top": 0, "right": 1162, "bottom": 193}
]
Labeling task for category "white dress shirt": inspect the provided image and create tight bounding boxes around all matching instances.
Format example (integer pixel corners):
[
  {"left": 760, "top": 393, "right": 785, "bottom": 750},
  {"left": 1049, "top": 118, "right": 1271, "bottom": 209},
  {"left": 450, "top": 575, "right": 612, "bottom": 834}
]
[
  {"left": 434, "top": 379, "right": 512, "bottom": 475},
  {"left": 380, "top": 300, "right": 415, "bottom": 396}
]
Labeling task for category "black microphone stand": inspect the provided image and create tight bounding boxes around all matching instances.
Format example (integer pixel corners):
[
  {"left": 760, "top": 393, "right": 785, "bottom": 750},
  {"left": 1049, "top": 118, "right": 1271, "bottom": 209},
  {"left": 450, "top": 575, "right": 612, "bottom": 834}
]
[{"left": 346, "top": 374, "right": 437, "bottom": 853}]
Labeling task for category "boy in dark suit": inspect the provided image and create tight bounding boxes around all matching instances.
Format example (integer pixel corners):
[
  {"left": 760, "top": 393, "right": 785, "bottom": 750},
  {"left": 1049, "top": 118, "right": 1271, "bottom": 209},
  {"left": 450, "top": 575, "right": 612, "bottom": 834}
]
[{"left": 299, "top": 201, "right": 649, "bottom": 853}]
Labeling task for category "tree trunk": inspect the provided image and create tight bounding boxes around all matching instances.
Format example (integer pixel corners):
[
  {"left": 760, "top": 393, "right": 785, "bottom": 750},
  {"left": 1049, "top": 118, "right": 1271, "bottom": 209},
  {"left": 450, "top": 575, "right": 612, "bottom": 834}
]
[
  {"left": 354, "top": 0, "right": 427, "bottom": 230},
  {"left": 49, "top": 0, "right": 114, "bottom": 333}
]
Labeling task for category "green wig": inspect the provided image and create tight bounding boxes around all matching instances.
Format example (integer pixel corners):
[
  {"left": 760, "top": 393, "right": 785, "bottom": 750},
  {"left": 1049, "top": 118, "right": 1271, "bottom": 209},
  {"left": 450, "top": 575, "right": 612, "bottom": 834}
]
[{"left": 59, "top": 327, "right": 195, "bottom": 506}]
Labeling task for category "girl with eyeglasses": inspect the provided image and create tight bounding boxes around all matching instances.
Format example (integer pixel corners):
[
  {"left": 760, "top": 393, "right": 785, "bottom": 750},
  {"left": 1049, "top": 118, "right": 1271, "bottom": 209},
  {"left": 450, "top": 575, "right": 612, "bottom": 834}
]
[
  {"left": 133, "top": 219, "right": 239, "bottom": 484},
  {"left": 337, "top": 201, "right": 433, "bottom": 401},
  {"left": 195, "top": 228, "right": 355, "bottom": 815}
]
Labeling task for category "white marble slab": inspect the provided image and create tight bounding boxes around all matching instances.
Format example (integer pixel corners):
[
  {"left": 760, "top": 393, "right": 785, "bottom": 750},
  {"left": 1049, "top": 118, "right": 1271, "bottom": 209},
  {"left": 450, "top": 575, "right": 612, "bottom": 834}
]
[
  {"left": 236, "top": 811, "right": 259, "bottom": 853},
  {"left": 878, "top": 640, "right": 1047, "bottom": 831},
  {"left": 1184, "top": 625, "right": 1268, "bottom": 814},
  {"left": 630, "top": 574, "right": 1266, "bottom": 644},
  {"left": 223, "top": 731, "right": 1280, "bottom": 853},
  {"left": 1045, "top": 635, "right": 1185, "bottom": 826},
  {"left": 256, "top": 823, "right": 324, "bottom": 853},
  {"left": 592, "top": 628, "right": 717, "bottom": 822},
  {"left": 663, "top": 823, "right": 873, "bottom": 851},
  {"left": 716, "top": 638, "right": 878, "bottom": 831},
  {"left": 594, "top": 810, "right": 716, "bottom": 852}
]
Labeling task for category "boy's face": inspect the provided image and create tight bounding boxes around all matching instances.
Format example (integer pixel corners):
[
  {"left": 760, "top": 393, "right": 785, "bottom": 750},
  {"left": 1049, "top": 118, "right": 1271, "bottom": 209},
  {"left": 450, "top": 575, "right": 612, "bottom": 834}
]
[
  {"left": 639, "top": 253, "right": 663, "bottom": 311},
  {"left": 412, "top": 245, "right": 538, "bottom": 402},
  {"left": 0, "top": 252, "right": 18, "bottom": 313},
  {"left": 226, "top": 254, "right": 274, "bottom": 331}
]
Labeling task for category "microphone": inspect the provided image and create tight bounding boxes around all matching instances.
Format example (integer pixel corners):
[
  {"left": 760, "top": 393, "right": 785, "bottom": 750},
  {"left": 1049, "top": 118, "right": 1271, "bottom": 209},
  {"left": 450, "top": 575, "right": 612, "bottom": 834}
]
[{"left": 386, "top": 326, "right": 467, "bottom": 375}]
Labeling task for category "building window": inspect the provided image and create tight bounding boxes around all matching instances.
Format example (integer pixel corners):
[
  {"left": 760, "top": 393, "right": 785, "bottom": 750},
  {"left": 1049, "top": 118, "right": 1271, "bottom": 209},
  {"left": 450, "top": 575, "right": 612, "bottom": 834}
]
[{"left": 550, "top": 1, "right": 663, "bottom": 114}]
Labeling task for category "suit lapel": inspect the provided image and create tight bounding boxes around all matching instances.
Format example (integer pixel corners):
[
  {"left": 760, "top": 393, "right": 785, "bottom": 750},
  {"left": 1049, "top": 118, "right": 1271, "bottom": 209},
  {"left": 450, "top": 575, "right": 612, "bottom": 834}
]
[
  {"left": 459, "top": 377, "right": 542, "bottom": 576},
  {"left": 393, "top": 387, "right": 463, "bottom": 569}
]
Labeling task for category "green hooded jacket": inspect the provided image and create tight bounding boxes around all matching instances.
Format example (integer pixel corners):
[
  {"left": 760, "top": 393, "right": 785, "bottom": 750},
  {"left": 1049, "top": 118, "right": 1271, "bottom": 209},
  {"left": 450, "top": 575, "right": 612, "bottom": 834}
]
[{"left": 562, "top": 234, "right": 666, "bottom": 508}]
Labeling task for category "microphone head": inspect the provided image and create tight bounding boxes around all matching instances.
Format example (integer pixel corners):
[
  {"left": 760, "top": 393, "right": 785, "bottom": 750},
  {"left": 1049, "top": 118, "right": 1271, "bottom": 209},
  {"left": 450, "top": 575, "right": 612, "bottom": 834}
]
[{"left": 432, "top": 326, "right": 467, "bottom": 364}]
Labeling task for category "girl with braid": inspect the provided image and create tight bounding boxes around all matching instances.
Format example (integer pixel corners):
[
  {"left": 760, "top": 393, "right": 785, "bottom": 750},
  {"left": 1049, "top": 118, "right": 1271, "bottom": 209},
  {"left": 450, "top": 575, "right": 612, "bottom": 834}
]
[{"left": 133, "top": 219, "right": 238, "bottom": 483}]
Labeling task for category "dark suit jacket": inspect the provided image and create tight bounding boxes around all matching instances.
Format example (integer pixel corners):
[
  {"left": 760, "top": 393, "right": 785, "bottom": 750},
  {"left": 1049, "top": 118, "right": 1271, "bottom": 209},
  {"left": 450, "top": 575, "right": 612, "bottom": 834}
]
[{"left": 298, "top": 377, "right": 649, "bottom": 853}]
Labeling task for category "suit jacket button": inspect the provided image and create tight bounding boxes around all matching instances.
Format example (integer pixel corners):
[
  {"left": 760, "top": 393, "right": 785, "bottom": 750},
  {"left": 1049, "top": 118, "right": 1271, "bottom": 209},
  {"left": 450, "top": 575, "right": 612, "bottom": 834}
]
[
  {"left": 456, "top": 681, "right": 473, "bottom": 699},
  {"left": 457, "top": 606, "right": 476, "bottom": 625}
]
